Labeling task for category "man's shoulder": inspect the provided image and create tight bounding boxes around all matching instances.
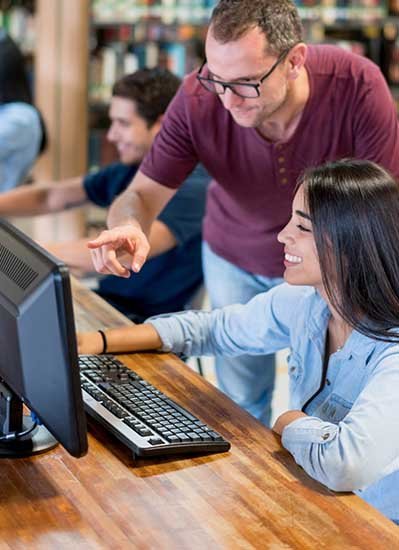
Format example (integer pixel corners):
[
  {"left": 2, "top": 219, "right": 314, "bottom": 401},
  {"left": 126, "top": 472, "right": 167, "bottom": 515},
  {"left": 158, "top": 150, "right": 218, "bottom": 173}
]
[
  {"left": 307, "top": 44, "right": 381, "bottom": 83},
  {"left": 83, "top": 162, "right": 139, "bottom": 205},
  {"left": 180, "top": 70, "right": 223, "bottom": 111},
  {"left": 181, "top": 70, "right": 207, "bottom": 97}
]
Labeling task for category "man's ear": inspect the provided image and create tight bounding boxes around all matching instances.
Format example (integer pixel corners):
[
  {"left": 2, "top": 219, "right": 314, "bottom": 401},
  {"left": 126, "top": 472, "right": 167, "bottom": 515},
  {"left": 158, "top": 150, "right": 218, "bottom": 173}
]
[
  {"left": 150, "top": 114, "right": 164, "bottom": 137},
  {"left": 154, "top": 114, "right": 164, "bottom": 130},
  {"left": 287, "top": 43, "right": 307, "bottom": 80}
]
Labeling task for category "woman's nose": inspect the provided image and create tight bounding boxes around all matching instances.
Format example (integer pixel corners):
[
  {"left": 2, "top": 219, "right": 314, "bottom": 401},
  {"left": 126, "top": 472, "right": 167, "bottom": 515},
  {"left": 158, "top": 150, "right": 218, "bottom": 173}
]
[{"left": 277, "top": 223, "right": 292, "bottom": 244}]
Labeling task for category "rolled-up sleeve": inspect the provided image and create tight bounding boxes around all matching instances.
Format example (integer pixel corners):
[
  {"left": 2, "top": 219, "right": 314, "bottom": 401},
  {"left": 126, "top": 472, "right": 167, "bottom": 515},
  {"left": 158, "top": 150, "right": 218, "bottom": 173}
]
[
  {"left": 282, "top": 349, "right": 399, "bottom": 492},
  {"left": 146, "top": 283, "right": 302, "bottom": 358}
]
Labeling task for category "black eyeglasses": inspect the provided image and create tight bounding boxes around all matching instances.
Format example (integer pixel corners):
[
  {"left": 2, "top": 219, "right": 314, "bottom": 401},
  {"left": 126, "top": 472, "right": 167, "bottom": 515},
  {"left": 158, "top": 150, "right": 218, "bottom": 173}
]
[{"left": 196, "top": 48, "right": 291, "bottom": 99}]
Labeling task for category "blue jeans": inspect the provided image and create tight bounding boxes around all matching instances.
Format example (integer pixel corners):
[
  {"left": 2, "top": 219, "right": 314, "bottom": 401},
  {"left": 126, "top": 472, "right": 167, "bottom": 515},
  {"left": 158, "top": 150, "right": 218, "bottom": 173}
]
[{"left": 202, "top": 242, "right": 284, "bottom": 426}]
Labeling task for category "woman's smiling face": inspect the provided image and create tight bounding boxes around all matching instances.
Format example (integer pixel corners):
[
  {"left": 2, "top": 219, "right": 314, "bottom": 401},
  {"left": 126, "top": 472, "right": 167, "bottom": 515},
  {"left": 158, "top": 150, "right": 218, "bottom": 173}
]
[{"left": 278, "top": 187, "right": 323, "bottom": 291}]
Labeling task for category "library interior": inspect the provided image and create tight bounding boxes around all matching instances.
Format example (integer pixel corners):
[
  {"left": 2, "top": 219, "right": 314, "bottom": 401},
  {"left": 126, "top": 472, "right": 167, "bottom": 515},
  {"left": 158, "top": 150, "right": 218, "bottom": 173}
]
[{"left": 1, "top": 0, "right": 399, "bottom": 547}]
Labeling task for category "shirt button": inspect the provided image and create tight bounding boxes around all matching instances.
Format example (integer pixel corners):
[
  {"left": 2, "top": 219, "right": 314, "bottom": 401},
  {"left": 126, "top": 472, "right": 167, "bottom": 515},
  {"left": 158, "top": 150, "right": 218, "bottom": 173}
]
[
  {"left": 278, "top": 156, "right": 285, "bottom": 163},
  {"left": 279, "top": 167, "right": 286, "bottom": 174},
  {"left": 282, "top": 178, "right": 288, "bottom": 184},
  {"left": 289, "top": 366, "right": 296, "bottom": 373},
  {"left": 322, "top": 433, "right": 330, "bottom": 441},
  {"left": 326, "top": 379, "right": 331, "bottom": 386}
]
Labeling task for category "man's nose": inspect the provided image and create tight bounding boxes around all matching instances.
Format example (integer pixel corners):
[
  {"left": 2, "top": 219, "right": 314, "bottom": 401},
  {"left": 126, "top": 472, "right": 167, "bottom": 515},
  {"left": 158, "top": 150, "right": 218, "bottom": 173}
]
[
  {"left": 107, "top": 125, "right": 117, "bottom": 142},
  {"left": 222, "top": 87, "right": 244, "bottom": 110}
]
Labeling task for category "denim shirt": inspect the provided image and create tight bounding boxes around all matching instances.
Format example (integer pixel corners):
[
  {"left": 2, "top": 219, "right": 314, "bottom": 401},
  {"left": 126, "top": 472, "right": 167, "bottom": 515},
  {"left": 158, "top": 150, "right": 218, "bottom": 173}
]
[
  {"left": 0, "top": 103, "right": 42, "bottom": 192},
  {"left": 148, "top": 283, "right": 399, "bottom": 521}
]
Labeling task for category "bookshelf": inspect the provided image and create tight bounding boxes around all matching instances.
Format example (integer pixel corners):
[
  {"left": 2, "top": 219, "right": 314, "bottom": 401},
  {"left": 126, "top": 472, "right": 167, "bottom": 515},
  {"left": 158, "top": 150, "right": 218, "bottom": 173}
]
[{"left": 88, "top": 6, "right": 211, "bottom": 171}]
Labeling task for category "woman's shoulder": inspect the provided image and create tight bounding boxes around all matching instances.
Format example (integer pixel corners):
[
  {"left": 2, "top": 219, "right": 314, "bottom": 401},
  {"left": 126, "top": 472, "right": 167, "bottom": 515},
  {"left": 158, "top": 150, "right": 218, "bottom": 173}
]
[
  {"left": 256, "top": 283, "right": 321, "bottom": 324},
  {"left": 269, "top": 283, "right": 318, "bottom": 304},
  {"left": 0, "top": 102, "right": 41, "bottom": 144},
  {"left": 0, "top": 102, "right": 40, "bottom": 124}
]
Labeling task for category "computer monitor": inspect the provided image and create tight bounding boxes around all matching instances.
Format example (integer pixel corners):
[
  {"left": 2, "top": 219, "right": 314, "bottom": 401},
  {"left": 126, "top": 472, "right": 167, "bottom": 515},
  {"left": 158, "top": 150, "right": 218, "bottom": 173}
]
[{"left": 0, "top": 218, "right": 88, "bottom": 458}]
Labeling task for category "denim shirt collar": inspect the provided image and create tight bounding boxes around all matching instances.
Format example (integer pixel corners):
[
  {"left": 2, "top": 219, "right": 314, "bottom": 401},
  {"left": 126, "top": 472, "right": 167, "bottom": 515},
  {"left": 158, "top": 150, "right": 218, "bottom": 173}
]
[{"left": 306, "top": 290, "right": 376, "bottom": 361}]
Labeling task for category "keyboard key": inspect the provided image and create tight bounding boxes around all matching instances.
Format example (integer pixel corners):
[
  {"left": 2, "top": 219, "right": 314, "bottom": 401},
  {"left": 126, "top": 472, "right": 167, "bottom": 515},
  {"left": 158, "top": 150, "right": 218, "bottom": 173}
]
[
  {"left": 175, "top": 434, "right": 191, "bottom": 442},
  {"left": 187, "top": 432, "right": 202, "bottom": 441},
  {"left": 208, "top": 431, "right": 224, "bottom": 441},
  {"left": 165, "top": 435, "right": 180, "bottom": 443},
  {"left": 148, "top": 438, "right": 164, "bottom": 446}
]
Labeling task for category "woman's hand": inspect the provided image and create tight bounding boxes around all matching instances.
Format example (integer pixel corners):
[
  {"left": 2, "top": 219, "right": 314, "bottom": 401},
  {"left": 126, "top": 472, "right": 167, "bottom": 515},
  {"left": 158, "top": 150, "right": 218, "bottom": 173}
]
[
  {"left": 272, "top": 410, "right": 308, "bottom": 435},
  {"left": 77, "top": 331, "right": 104, "bottom": 355}
]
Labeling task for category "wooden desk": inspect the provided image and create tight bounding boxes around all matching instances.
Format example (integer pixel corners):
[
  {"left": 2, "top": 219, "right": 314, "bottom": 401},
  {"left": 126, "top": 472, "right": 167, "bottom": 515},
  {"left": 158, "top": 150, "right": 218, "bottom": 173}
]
[{"left": 0, "top": 280, "right": 398, "bottom": 548}]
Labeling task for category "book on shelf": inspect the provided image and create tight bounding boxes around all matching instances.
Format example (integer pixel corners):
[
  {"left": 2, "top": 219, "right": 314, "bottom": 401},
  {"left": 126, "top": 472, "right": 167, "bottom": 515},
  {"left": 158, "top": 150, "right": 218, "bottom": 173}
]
[
  {"left": 0, "top": 5, "right": 35, "bottom": 54},
  {"left": 381, "top": 20, "right": 399, "bottom": 85},
  {"left": 89, "top": 35, "right": 203, "bottom": 102},
  {"left": 92, "top": 0, "right": 218, "bottom": 24},
  {"left": 390, "top": 0, "right": 399, "bottom": 16},
  {"left": 296, "top": 0, "right": 387, "bottom": 23}
]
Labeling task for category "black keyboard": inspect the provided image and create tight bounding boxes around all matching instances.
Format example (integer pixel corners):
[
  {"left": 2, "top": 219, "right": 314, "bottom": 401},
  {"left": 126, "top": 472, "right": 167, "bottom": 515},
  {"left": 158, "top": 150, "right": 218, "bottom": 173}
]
[{"left": 79, "top": 354, "right": 231, "bottom": 458}]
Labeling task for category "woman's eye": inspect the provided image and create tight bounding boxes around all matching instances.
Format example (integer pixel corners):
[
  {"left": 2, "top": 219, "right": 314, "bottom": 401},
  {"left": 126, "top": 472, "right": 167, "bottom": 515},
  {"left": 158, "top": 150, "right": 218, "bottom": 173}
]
[{"left": 297, "top": 224, "right": 312, "bottom": 233}]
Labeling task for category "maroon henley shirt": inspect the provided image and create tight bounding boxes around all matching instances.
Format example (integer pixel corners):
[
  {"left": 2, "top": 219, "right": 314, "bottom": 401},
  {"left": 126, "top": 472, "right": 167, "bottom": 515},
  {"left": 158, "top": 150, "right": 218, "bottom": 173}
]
[{"left": 140, "top": 45, "right": 399, "bottom": 277}]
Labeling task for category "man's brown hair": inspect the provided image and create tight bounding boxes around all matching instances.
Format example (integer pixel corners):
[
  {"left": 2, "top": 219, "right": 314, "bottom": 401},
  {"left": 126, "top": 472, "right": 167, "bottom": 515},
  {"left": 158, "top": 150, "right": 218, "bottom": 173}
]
[
  {"left": 112, "top": 68, "right": 181, "bottom": 128},
  {"left": 210, "top": 0, "right": 303, "bottom": 56}
]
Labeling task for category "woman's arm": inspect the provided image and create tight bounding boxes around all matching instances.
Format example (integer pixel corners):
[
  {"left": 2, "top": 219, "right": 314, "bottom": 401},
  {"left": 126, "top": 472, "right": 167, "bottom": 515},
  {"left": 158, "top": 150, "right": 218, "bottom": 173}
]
[
  {"left": 280, "top": 350, "right": 399, "bottom": 492},
  {"left": 78, "top": 324, "right": 162, "bottom": 355},
  {"left": 272, "top": 410, "right": 308, "bottom": 435},
  {"left": 78, "top": 285, "right": 293, "bottom": 358}
]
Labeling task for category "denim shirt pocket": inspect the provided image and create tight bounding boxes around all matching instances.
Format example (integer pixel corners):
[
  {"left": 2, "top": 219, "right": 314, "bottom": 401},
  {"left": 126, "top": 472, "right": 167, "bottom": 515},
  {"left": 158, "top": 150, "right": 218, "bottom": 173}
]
[
  {"left": 287, "top": 351, "right": 304, "bottom": 405},
  {"left": 287, "top": 351, "right": 303, "bottom": 380},
  {"left": 321, "top": 393, "right": 353, "bottom": 423}
]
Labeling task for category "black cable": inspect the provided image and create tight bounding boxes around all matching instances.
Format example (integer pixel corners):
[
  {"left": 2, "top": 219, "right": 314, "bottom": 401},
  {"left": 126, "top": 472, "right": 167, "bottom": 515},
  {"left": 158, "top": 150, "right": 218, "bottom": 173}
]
[{"left": 0, "top": 420, "right": 38, "bottom": 442}]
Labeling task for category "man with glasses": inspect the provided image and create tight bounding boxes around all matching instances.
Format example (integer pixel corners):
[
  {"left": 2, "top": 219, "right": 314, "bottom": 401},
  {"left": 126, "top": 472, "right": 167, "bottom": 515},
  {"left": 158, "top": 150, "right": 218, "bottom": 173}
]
[{"left": 89, "top": 0, "right": 399, "bottom": 426}]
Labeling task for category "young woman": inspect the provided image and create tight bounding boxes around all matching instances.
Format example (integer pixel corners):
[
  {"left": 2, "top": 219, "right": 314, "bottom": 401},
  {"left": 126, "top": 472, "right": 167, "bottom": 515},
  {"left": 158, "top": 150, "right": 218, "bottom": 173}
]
[
  {"left": 0, "top": 31, "right": 47, "bottom": 192},
  {"left": 78, "top": 159, "right": 399, "bottom": 523}
]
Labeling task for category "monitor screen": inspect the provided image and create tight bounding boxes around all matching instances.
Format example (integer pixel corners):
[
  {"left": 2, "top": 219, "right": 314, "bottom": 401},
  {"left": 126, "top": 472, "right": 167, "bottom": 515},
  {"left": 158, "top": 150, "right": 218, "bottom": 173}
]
[{"left": 0, "top": 218, "right": 87, "bottom": 458}]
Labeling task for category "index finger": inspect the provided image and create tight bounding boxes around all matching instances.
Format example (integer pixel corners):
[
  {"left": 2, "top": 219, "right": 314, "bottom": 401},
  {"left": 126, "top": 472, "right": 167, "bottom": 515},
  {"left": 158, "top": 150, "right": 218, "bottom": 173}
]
[{"left": 87, "top": 233, "right": 117, "bottom": 249}]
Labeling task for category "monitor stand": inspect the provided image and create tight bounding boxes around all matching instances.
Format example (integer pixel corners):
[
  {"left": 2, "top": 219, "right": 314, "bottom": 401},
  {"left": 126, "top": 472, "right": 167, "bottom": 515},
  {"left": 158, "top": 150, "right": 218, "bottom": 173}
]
[{"left": 0, "top": 381, "right": 58, "bottom": 458}]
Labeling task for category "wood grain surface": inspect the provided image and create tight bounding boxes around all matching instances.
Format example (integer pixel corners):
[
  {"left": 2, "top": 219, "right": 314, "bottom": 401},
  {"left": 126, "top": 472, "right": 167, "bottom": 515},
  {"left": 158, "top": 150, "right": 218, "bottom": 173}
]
[{"left": 0, "top": 279, "right": 397, "bottom": 549}]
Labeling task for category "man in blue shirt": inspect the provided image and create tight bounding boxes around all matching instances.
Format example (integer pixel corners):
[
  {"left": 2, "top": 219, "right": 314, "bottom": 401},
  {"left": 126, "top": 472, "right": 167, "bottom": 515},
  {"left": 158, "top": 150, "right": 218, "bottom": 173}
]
[{"left": 0, "top": 68, "right": 209, "bottom": 321}]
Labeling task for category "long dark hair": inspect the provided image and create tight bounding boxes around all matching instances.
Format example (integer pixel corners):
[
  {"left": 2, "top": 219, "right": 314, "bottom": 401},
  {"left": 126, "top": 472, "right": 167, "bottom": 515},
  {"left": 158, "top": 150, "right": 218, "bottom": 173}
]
[
  {"left": 302, "top": 159, "right": 399, "bottom": 342},
  {"left": 0, "top": 30, "right": 47, "bottom": 152}
]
